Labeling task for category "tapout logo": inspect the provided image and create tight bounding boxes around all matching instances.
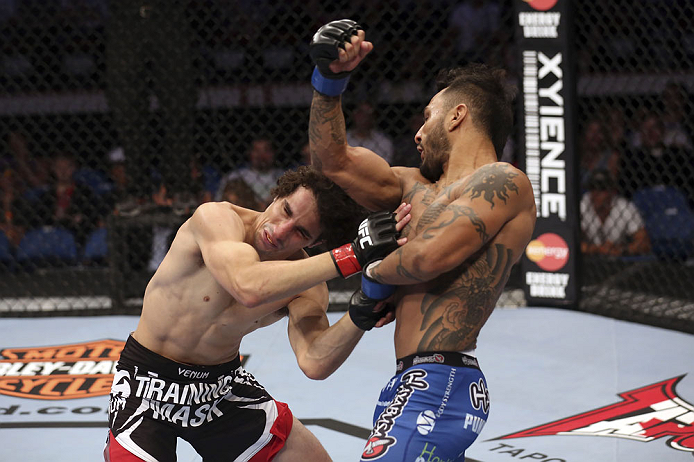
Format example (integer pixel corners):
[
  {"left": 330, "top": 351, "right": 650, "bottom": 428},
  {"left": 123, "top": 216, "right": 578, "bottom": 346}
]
[
  {"left": 524, "top": 0, "right": 558, "bottom": 11},
  {"left": 525, "top": 232, "right": 569, "bottom": 271}
]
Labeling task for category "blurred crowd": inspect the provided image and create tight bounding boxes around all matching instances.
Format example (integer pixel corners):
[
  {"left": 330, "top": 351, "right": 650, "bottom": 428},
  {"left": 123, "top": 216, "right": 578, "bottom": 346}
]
[
  {"left": 578, "top": 82, "right": 694, "bottom": 260},
  {"left": 0, "top": 0, "right": 692, "bottom": 271}
]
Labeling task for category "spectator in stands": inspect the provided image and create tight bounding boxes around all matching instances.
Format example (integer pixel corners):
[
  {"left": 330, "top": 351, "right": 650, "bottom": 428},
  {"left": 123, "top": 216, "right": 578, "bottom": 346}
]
[
  {"left": 620, "top": 113, "right": 691, "bottom": 200},
  {"left": 660, "top": 81, "right": 692, "bottom": 150},
  {"left": 347, "top": 101, "right": 394, "bottom": 164},
  {"left": 602, "top": 106, "right": 630, "bottom": 156},
  {"left": 448, "top": 0, "right": 501, "bottom": 64},
  {"left": 579, "top": 117, "right": 622, "bottom": 192},
  {"left": 105, "top": 0, "right": 198, "bottom": 211},
  {"left": 17, "top": 151, "right": 101, "bottom": 247},
  {"left": 4, "top": 129, "right": 51, "bottom": 194},
  {"left": 215, "top": 137, "right": 284, "bottom": 208},
  {"left": 103, "top": 147, "right": 130, "bottom": 213},
  {"left": 0, "top": 167, "right": 24, "bottom": 247},
  {"left": 221, "top": 178, "right": 262, "bottom": 211},
  {"left": 581, "top": 169, "right": 650, "bottom": 257}
]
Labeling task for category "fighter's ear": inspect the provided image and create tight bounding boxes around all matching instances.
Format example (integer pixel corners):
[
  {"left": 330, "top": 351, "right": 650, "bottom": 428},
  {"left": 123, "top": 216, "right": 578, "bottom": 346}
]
[{"left": 449, "top": 103, "right": 468, "bottom": 131}]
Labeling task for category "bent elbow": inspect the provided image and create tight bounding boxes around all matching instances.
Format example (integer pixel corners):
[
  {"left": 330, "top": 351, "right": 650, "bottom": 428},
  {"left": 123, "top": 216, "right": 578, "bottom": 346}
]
[
  {"left": 232, "top": 279, "right": 264, "bottom": 308},
  {"left": 409, "top": 251, "right": 442, "bottom": 282},
  {"left": 298, "top": 360, "right": 331, "bottom": 381}
]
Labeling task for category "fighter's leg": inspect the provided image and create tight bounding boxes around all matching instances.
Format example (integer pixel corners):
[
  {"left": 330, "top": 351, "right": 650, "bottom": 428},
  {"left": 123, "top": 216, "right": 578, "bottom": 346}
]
[{"left": 273, "top": 416, "right": 332, "bottom": 462}]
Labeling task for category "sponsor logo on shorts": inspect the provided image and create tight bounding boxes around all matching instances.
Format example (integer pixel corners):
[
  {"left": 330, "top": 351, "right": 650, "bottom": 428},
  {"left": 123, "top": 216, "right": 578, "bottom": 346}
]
[
  {"left": 178, "top": 368, "right": 210, "bottom": 380},
  {"left": 412, "top": 354, "right": 445, "bottom": 366},
  {"left": 362, "top": 369, "right": 429, "bottom": 460},
  {"left": 416, "top": 409, "right": 436, "bottom": 435},
  {"left": 110, "top": 366, "right": 262, "bottom": 429},
  {"left": 496, "top": 375, "right": 694, "bottom": 455},
  {"left": 436, "top": 369, "right": 455, "bottom": 418},
  {"left": 415, "top": 442, "right": 454, "bottom": 462},
  {"left": 464, "top": 412, "right": 486, "bottom": 435},
  {"left": 0, "top": 340, "right": 124, "bottom": 400},
  {"left": 469, "top": 378, "right": 490, "bottom": 414}
]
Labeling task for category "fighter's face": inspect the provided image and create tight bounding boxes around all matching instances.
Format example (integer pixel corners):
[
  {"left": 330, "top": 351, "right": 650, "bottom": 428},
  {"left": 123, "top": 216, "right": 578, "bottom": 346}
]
[
  {"left": 415, "top": 92, "right": 451, "bottom": 183},
  {"left": 255, "top": 186, "right": 321, "bottom": 258}
]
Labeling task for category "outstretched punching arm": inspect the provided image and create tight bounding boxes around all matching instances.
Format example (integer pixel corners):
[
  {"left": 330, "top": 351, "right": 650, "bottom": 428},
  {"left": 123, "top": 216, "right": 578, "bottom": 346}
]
[
  {"left": 191, "top": 202, "right": 410, "bottom": 308},
  {"left": 309, "top": 19, "right": 403, "bottom": 212}
]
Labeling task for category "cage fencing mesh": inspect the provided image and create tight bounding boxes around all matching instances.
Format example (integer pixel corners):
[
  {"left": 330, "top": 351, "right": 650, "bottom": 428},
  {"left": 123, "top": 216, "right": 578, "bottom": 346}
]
[{"left": 0, "top": 0, "right": 692, "bottom": 332}]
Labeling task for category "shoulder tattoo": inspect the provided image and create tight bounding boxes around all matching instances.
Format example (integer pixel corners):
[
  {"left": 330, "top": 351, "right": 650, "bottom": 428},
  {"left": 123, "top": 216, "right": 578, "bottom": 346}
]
[{"left": 463, "top": 163, "right": 519, "bottom": 209}]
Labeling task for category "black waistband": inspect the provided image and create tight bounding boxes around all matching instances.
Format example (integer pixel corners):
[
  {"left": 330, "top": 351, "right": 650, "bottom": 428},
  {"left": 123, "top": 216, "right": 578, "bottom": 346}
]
[
  {"left": 396, "top": 351, "right": 479, "bottom": 373},
  {"left": 118, "top": 335, "right": 242, "bottom": 382}
]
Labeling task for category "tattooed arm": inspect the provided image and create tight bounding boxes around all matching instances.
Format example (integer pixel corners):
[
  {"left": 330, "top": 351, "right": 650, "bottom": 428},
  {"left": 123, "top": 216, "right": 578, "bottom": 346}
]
[
  {"left": 309, "top": 92, "right": 404, "bottom": 211},
  {"left": 368, "top": 163, "right": 535, "bottom": 284}
]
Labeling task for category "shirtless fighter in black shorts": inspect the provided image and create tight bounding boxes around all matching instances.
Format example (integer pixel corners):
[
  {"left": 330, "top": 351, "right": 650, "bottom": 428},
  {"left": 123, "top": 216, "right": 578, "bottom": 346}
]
[{"left": 104, "top": 166, "right": 411, "bottom": 461}]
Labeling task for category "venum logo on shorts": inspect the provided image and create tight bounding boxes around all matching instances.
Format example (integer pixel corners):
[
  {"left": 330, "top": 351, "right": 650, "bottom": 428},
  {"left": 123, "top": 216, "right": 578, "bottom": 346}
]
[
  {"left": 362, "top": 369, "right": 429, "bottom": 460},
  {"left": 496, "top": 376, "right": 694, "bottom": 455},
  {"left": 0, "top": 340, "right": 124, "bottom": 400},
  {"left": 469, "top": 378, "right": 490, "bottom": 414}
]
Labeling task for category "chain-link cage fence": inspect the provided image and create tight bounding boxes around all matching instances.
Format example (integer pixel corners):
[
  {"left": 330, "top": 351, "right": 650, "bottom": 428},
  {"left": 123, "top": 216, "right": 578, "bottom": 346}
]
[
  {"left": 574, "top": 0, "right": 694, "bottom": 333},
  {"left": 0, "top": 1, "right": 692, "bottom": 328}
]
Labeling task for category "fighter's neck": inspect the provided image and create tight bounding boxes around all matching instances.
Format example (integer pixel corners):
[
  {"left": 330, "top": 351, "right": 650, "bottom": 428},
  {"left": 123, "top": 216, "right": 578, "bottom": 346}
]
[{"left": 438, "top": 140, "right": 497, "bottom": 187}]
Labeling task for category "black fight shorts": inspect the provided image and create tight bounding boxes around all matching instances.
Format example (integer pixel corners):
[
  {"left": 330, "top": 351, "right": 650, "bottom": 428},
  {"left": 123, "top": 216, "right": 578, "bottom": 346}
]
[{"left": 105, "top": 335, "right": 293, "bottom": 462}]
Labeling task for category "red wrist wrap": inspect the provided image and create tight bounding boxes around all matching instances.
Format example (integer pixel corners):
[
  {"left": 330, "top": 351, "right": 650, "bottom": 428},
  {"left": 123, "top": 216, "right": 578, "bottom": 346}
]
[{"left": 330, "top": 244, "right": 362, "bottom": 278}]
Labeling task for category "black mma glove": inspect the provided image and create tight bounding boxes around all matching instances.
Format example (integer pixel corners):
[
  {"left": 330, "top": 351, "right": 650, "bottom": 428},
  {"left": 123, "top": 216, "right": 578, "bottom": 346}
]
[
  {"left": 330, "top": 211, "right": 398, "bottom": 278},
  {"left": 348, "top": 288, "right": 394, "bottom": 331},
  {"left": 309, "top": 19, "right": 362, "bottom": 96}
]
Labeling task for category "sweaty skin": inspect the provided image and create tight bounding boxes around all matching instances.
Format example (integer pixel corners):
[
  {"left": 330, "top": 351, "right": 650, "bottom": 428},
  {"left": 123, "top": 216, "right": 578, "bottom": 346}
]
[{"left": 309, "top": 30, "right": 536, "bottom": 358}]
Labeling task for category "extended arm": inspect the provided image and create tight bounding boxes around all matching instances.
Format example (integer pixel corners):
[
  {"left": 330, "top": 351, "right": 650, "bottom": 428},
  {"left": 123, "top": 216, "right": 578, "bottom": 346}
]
[
  {"left": 308, "top": 21, "right": 403, "bottom": 211},
  {"left": 191, "top": 202, "right": 408, "bottom": 308},
  {"left": 192, "top": 203, "right": 338, "bottom": 307}
]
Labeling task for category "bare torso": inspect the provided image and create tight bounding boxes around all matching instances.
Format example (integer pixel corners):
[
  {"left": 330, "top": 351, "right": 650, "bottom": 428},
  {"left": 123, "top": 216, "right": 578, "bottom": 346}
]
[
  {"left": 392, "top": 169, "right": 535, "bottom": 358},
  {"left": 132, "top": 204, "right": 290, "bottom": 366}
]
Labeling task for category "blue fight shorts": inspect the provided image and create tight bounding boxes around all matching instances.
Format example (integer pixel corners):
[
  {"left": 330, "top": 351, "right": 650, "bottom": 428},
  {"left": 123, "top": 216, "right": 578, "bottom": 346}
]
[{"left": 360, "top": 351, "right": 489, "bottom": 461}]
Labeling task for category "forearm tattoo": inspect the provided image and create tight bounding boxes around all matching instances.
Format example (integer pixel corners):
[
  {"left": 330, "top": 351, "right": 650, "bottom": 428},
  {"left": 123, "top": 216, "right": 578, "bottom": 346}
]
[{"left": 309, "top": 93, "right": 345, "bottom": 168}]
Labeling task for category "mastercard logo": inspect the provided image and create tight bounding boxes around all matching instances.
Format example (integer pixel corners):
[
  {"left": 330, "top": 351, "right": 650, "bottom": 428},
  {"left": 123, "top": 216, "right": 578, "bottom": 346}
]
[
  {"left": 524, "top": 0, "right": 558, "bottom": 11},
  {"left": 525, "top": 232, "right": 569, "bottom": 271}
]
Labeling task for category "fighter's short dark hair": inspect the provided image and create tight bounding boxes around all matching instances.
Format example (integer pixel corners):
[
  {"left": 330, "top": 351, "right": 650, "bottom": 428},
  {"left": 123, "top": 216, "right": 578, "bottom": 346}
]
[{"left": 436, "top": 63, "right": 515, "bottom": 156}]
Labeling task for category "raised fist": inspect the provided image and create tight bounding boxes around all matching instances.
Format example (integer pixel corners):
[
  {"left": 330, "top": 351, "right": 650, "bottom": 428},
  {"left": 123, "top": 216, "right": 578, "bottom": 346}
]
[{"left": 310, "top": 19, "right": 362, "bottom": 79}]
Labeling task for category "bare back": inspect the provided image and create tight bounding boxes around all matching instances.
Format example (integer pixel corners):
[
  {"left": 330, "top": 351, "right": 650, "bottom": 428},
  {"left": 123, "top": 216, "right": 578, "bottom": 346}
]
[
  {"left": 391, "top": 165, "right": 536, "bottom": 357},
  {"left": 133, "top": 204, "right": 294, "bottom": 366}
]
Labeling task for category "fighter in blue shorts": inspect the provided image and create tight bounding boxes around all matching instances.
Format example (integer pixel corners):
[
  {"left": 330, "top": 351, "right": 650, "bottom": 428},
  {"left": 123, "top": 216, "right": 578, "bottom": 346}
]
[
  {"left": 361, "top": 352, "right": 489, "bottom": 461},
  {"left": 307, "top": 19, "right": 536, "bottom": 460}
]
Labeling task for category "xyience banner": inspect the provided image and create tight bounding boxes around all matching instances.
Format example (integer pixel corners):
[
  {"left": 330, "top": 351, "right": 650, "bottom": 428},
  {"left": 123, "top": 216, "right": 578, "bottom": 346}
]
[{"left": 515, "top": 0, "right": 580, "bottom": 306}]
